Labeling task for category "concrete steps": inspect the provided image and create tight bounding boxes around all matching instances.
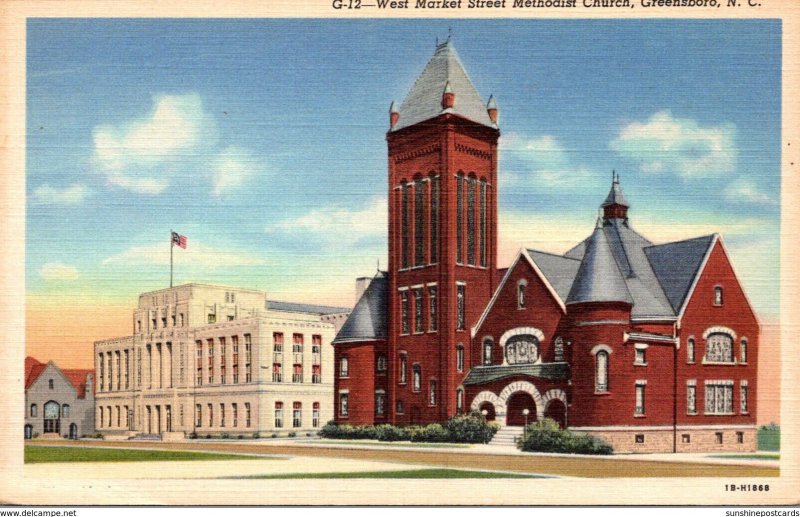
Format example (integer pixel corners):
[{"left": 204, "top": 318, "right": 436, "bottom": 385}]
[
  {"left": 128, "top": 433, "right": 162, "bottom": 441},
  {"left": 489, "top": 426, "right": 524, "bottom": 447}
]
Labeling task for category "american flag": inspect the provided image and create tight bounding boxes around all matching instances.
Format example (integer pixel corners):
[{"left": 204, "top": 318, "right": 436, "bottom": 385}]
[{"left": 171, "top": 231, "right": 187, "bottom": 249}]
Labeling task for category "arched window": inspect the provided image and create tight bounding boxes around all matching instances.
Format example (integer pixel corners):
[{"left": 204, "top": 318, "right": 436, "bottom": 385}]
[
  {"left": 456, "top": 345, "right": 464, "bottom": 372},
  {"left": 62, "top": 404, "right": 70, "bottom": 418},
  {"left": 396, "top": 400, "right": 405, "bottom": 414},
  {"left": 412, "top": 365, "right": 422, "bottom": 392},
  {"left": 740, "top": 338, "right": 748, "bottom": 363},
  {"left": 48, "top": 379, "right": 54, "bottom": 390},
  {"left": 401, "top": 182, "right": 410, "bottom": 269},
  {"left": 30, "top": 404, "right": 37, "bottom": 417},
  {"left": 687, "top": 337, "right": 696, "bottom": 363},
  {"left": 456, "top": 388, "right": 464, "bottom": 414},
  {"left": 456, "top": 173, "right": 464, "bottom": 264},
  {"left": 505, "top": 334, "right": 540, "bottom": 365},
  {"left": 705, "top": 332, "right": 734, "bottom": 363},
  {"left": 517, "top": 280, "right": 527, "bottom": 309},
  {"left": 376, "top": 354, "right": 388, "bottom": 373},
  {"left": 595, "top": 351, "right": 609, "bottom": 393},
  {"left": 482, "top": 338, "right": 493, "bottom": 366},
  {"left": 429, "top": 379, "right": 437, "bottom": 405},
  {"left": 398, "top": 353, "right": 407, "bottom": 384},
  {"left": 375, "top": 390, "right": 386, "bottom": 416},
  {"left": 714, "top": 286, "right": 723, "bottom": 306},
  {"left": 339, "top": 356, "right": 349, "bottom": 377}
]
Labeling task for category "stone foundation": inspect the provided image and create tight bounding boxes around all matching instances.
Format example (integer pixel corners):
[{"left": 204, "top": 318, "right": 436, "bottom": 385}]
[{"left": 571, "top": 426, "right": 757, "bottom": 453}]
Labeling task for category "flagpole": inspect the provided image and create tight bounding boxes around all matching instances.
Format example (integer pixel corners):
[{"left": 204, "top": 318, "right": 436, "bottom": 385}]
[{"left": 170, "top": 229, "right": 173, "bottom": 288}]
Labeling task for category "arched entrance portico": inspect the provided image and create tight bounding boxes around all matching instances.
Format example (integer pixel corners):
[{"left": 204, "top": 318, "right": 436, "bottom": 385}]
[
  {"left": 471, "top": 383, "right": 567, "bottom": 428},
  {"left": 478, "top": 402, "right": 496, "bottom": 422}
]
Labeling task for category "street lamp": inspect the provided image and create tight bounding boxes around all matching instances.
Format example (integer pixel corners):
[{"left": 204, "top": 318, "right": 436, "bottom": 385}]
[
  {"left": 481, "top": 409, "right": 489, "bottom": 443},
  {"left": 522, "top": 408, "right": 530, "bottom": 442}
]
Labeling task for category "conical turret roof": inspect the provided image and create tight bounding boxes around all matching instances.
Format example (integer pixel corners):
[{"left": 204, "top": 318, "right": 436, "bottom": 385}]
[
  {"left": 333, "top": 271, "right": 389, "bottom": 344},
  {"left": 566, "top": 218, "right": 633, "bottom": 305},
  {"left": 392, "top": 39, "right": 495, "bottom": 131},
  {"left": 602, "top": 172, "right": 629, "bottom": 208}
]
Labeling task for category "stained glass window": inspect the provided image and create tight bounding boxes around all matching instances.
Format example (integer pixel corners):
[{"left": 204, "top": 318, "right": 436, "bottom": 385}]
[
  {"left": 480, "top": 180, "right": 487, "bottom": 267},
  {"left": 467, "top": 177, "right": 476, "bottom": 265},
  {"left": 414, "top": 288, "right": 423, "bottom": 333},
  {"left": 415, "top": 180, "right": 425, "bottom": 266},
  {"left": 402, "top": 183, "right": 410, "bottom": 269},
  {"left": 430, "top": 176, "right": 439, "bottom": 263},
  {"left": 706, "top": 333, "right": 734, "bottom": 363},
  {"left": 456, "top": 174, "right": 463, "bottom": 264},
  {"left": 428, "top": 286, "right": 437, "bottom": 332}
]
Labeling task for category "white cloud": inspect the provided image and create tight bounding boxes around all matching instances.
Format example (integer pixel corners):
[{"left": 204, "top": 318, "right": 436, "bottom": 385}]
[
  {"left": 212, "top": 146, "right": 262, "bottom": 197},
  {"left": 32, "top": 183, "right": 90, "bottom": 205},
  {"left": 268, "top": 197, "right": 387, "bottom": 248},
  {"left": 102, "top": 240, "right": 266, "bottom": 268},
  {"left": 723, "top": 178, "right": 778, "bottom": 205},
  {"left": 501, "top": 133, "right": 597, "bottom": 187},
  {"left": 92, "top": 93, "right": 217, "bottom": 194},
  {"left": 39, "top": 262, "right": 79, "bottom": 281},
  {"left": 610, "top": 111, "right": 736, "bottom": 178}
]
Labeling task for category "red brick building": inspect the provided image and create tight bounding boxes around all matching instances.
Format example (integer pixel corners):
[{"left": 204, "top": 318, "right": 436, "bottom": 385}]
[{"left": 333, "top": 40, "right": 759, "bottom": 453}]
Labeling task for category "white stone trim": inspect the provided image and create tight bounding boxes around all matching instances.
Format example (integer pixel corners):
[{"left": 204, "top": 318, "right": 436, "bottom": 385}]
[
  {"left": 633, "top": 343, "right": 649, "bottom": 350},
  {"left": 409, "top": 284, "right": 424, "bottom": 290},
  {"left": 705, "top": 379, "right": 734, "bottom": 386},
  {"left": 570, "top": 424, "right": 757, "bottom": 432},
  {"left": 455, "top": 280, "right": 467, "bottom": 286},
  {"left": 541, "top": 389, "right": 567, "bottom": 412},
  {"left": 740, "top": 380, "right": 748, "bottom": 387},
  {"left": 687, "top": 379, "right": 697, "bottom": 386},
  {"left": 397, "top": 286, "right": 409, "bottom": 292},
  {"left": 471, "top": 381, "right": 546, "bottom": 425},
  {"left": 499, "top": 327, "right": 545, "bottom": 348},
  {"left": 425, "top": 282, "right": 438, "bottom": 287},
  {"left": 636, "top": 379, "right": 647, "bottom": 385},
  {"left": 590, "top": 344, "right": 612, "bottom": 356},
  {"left": 703, "top": 326, "right": 737, "bottom": 340}
]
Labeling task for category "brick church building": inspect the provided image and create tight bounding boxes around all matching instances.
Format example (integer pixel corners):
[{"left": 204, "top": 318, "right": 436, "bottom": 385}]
[{"left": 332, "top": 39, "right": 759, "bottom": 453}]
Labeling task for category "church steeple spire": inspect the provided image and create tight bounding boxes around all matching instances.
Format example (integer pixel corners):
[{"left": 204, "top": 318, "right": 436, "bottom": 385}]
[{"left": 601, "top": 171, "right": 629, "bottom": 221}]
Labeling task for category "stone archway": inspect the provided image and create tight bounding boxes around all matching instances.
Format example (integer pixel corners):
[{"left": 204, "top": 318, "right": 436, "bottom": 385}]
[
  {"left": 471, "top": 381, "right": 545, "bottom": 426},
  {"left": 542, "top": 389, "right": 568, "bottom": 429}
]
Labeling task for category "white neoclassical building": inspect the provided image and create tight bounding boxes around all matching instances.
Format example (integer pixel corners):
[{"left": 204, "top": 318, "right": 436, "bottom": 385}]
[{"left": 94, "top": 284, "right": 349, "bottom": 439}]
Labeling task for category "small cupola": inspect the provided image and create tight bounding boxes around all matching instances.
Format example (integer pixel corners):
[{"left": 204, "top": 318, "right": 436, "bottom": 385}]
[
  {"left": 601, "top": 171, "right": 629, "bottom": 221},
  {"left": 487, "top": 95, "right": 498, "bottom": 124},
  {"left": 389, "top": 101, "right": 399, "bottom": 129},
  {"left": 441, "top": 80, "right": 455, "bottom": 110}
]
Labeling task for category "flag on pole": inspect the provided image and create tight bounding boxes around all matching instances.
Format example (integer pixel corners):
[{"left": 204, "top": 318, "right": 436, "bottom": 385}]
[{"left": 171, "top": 231, "right": 187, "bottom": 249}]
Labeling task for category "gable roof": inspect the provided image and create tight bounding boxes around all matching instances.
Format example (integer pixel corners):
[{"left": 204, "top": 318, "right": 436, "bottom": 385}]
[
  {"left": 25, "top": 356, "right": 93, "bottom": 399},
  {"left": 525, "top": 250, "right": 581, "bottom": 302},
  {"left": 333, "top": 271, "right": 389, "bottom": 344},
  {"left": 392, "top": 40, "right": 495, "bottom": 132},
  {"left": 644, "top": 234, "right": 717, "bottom": 313},
  {"left": 25, "top": 356, "right": 46, "bottom": 390},
  {"left": 564, "top": 218, "right": 675, "bottom": 319}
]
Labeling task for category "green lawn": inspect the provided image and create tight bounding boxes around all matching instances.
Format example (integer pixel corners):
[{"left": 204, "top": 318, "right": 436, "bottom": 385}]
[
  {"left": 229, "top": 468, "right": 545, "bottom": 479},
  {"left": 25, "top": 445, "right": 270, "bottom": 463},
  {"left": 708, "top": 454, "right": 780, "bottom": 461},
  {"left": 317, "top": 439, "right": 469, "bottom": 449},
  {"left": 757, "top": 427, "right": 780, "bottom": 452}
]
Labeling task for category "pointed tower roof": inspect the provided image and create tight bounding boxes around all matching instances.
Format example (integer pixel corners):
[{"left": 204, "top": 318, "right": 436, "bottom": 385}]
[
  {"left": 332, "top": 271, "right": 389, "bottom": 344},
  {"left": 392, "top": 39, "right": 495, "bottom": 131},
  {"left": 566, "top": 218, "right": 633, "bottom": 305},
  {"left": 601, "top": 171, "right": 629, "bottom": 208}
]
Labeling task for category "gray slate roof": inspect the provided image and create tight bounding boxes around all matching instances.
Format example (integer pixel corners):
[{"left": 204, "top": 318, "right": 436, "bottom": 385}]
[
  {"left": 562, "top": 218, "right": 675, "bottom": 319},
  {"left": 266, "top": 300, "right": 350, "bottom": 315},
  {"left": 644, "top": 235, "right": 716, "bottom": 313},
  {"left": 566, "top": 220, "right": 633, "bottom": 306},
  {"left": 522, "top": 178, "right": 716, "bottom": 320},
  {"left": 463, "top": 362, "right": 570, "bottom": 386},
  {"left": 602, "top": 174, "right": 629, "bottom": 207},
  {"left": 333, "top": 271, "right": 389, "bottom": 344},
  {"left": 525, "top": 250, "right": 581, "bottom": 302},
  {"left": 392, "top": 40, "right": 494, "bottom": 131}
]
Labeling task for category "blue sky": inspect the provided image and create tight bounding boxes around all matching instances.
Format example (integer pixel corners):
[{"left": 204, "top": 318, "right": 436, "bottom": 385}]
[{"left": 26, "top": 19, "right": 781, "bottom": 318}]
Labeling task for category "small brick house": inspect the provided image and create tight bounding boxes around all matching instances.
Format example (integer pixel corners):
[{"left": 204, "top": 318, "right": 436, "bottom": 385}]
[{"left": 333, "top": 39, "right": 759, "bottom": 453}]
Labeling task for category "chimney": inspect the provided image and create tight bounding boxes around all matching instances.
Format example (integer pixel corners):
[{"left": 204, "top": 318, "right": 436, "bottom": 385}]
[
  {"left": 441, "top": 81, "right": 455, "bottom": 109},
  {"left": 487, "top": 95, "right": 498, "bottom": 124},
  {"left": 389, "top": 101, "right": 399, "bottom": 129}
]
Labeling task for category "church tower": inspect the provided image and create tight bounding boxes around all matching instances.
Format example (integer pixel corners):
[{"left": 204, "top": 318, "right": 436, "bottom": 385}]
[{"left": 386, "top": 39, "right": 500, "bottom": 424}]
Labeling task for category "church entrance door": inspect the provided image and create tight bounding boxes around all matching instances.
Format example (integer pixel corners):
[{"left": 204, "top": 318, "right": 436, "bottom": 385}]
[
  {"left": 505, "top": 392, "right": 536, "bottom": 427},
  {"left": 544, "top": 399, "right": 567, "bottom": 429}
]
